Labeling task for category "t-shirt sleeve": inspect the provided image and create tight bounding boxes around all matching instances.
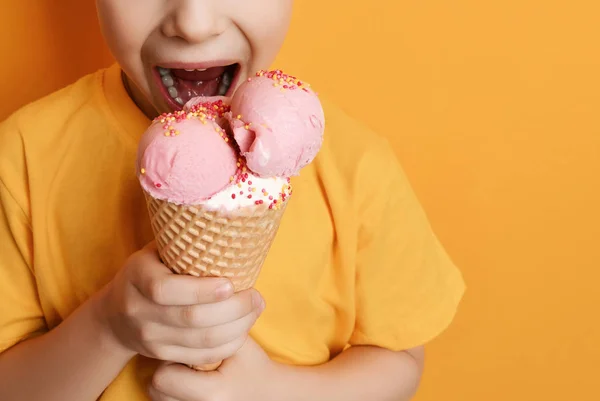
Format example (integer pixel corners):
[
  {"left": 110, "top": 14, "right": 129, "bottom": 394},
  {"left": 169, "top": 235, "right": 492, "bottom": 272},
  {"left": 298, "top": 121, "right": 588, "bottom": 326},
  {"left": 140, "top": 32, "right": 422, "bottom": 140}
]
[
  {"left": 0, "top": 119, "right": 47, "bottom": 353},
  {"left": 349, "top": 138, "right": 465, "bottom": 351}
]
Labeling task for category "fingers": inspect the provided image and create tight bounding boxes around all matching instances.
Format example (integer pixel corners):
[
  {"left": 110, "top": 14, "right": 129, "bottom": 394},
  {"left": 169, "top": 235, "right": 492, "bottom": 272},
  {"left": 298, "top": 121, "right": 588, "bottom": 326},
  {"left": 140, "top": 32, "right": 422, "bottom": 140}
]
[
  {"left": 151, "top": 362, "right": 221, "bottom": 401},
  {"left": 164, "top": 334, "right": 248, "bottom": 367},
  {"left": 147, "top": 387, "right": 179, "bottom": 401},
  {"left": 171, "top": 303, "right": 264, "bottom": 348},
  {"left": 159, "top": 288, "right": 263, "bottom": 328},
  {"left": 130, "top": 246, "right": 235, "bottom": 306},
  {"left": 141, "top": 273, "right": 234, "bottom": 307}
]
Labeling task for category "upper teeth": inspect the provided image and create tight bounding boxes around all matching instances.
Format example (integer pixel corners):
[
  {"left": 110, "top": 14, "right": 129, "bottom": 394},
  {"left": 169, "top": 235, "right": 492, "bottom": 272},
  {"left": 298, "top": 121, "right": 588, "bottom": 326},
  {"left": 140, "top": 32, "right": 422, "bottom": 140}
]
[{"left": 185, "top": 68, "right": 208, "bottom": 72}]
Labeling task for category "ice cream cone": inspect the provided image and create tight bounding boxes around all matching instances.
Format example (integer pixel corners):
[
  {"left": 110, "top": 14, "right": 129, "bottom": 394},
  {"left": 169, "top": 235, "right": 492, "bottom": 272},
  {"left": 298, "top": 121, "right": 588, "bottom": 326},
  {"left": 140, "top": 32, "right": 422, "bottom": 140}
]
[
  {"left": 137, "top": 70, "right": 323, "bottom": 371},
  {"left": 143, "top": 191, "right": 288, "bottom": 370}
]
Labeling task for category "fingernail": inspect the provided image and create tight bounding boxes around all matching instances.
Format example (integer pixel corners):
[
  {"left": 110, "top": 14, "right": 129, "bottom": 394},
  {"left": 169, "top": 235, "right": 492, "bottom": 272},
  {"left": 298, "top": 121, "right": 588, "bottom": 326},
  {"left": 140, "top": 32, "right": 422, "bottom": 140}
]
[
  {"left": 252, "top": 290, "right": 263, "bottom": 308},
  {"left": 258, "top": 298, "right": 266, "bottom": 314},
  {"left": 215, "top": 281, "right": 233, "bottom": 299}
]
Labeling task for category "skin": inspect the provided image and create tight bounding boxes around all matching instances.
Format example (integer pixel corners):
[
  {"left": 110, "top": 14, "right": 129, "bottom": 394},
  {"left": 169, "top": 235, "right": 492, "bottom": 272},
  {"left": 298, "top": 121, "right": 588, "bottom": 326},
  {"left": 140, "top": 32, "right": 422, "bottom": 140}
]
[
  {"left": 96, "top": 0, "right": 293, "bottom": 118},
  {"left": 0, "top": 1, "right": 424, "bottom": 400}
]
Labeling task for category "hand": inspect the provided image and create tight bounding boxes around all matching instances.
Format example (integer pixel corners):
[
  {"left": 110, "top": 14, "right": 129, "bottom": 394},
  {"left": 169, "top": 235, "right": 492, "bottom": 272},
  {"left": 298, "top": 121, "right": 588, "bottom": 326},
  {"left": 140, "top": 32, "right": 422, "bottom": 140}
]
[
  {"left": 148, "top": 337, "right": 281, "bottom": 401},
  {"left": 94, "top": 242, "right": 266, "bottom": 367}
]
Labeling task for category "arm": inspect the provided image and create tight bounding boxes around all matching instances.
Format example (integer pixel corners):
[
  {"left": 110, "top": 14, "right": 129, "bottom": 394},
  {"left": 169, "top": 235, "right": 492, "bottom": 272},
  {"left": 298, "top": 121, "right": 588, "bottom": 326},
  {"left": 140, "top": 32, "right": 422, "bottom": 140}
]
[
  {"left": 0, "top": 293, "right": 135, "bottom": 401},
  {"left": 274, "top": 345, "right": 424, "bottom": 401},
  {"left": 0, "top": 244, "right": 263, "bottom": 401},
  {"left": 0, "top": 175, "right": 132, "bottom": 401},
  {"left": 149, "top": 338, "right": 424, "bottom": 401}
]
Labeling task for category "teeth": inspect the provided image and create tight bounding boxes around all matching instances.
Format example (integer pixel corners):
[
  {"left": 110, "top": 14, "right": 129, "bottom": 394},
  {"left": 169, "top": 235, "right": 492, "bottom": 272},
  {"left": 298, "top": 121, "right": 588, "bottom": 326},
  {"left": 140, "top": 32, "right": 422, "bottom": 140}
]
[
  {"left": 184, "top": 69, "right": 195, "bottom": 72},
  {"left": 217, "top": 82, "right": 227, "bottom": 96},
  {"left": 159, "top": 67, "right": 234, "bottom": 99},
  {"left": 222, "top": 72, "right": 231, "bottom": 86},
  {"left": 217, "top": 71, "right": 232, "bottom": 96},
  {"left": 159, "top": 69, "right": 180, "bottom": 102},
  {"left": 161, "top": 75, "right": 174, "bottom": 87}
]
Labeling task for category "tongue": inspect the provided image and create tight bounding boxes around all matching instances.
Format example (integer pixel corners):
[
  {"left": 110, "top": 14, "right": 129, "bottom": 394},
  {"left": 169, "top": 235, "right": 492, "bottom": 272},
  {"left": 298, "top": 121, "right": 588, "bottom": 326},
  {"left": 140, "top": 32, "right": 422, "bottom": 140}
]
[
  {"left": 169, "top": 67, "right": 229, "bottom": 105},
  {"left": 173, "top": 77, "right": 221, "bottom": 104}
]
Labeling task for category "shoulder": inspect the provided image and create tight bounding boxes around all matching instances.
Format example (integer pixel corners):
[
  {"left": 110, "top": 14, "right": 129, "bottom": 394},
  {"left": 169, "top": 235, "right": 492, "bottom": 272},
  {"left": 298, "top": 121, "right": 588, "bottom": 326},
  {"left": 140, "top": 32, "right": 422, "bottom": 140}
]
[
  {"left": 314, "top": 97, "right": 405, "bottom": 207},
  {"left": 319, "top": 97, "right": 400, "bottom": 176},
  {"left": 320, "top": 97, "right": 391, "bottom": 157},
  {"left": 0, "top": 69, "right": 106, "bottom": 205},
  {"left": 0, "top": 69, "right": 104, "bottom": 144}
]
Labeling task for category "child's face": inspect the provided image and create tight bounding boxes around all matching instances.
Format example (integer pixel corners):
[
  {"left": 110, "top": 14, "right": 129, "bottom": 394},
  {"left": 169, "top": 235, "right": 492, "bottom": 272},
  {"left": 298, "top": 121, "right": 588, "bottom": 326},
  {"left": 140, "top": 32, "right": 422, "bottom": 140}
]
[{"left": 97, "top": 0, "right": 293, "bottom": 115}]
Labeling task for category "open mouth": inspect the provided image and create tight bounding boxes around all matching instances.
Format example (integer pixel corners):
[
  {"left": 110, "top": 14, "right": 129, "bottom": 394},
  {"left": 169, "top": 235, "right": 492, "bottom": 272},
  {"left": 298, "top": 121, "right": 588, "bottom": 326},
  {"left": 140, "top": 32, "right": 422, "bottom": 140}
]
[{"left": 156, "top": 63, "right": 239, "bottom": 109}]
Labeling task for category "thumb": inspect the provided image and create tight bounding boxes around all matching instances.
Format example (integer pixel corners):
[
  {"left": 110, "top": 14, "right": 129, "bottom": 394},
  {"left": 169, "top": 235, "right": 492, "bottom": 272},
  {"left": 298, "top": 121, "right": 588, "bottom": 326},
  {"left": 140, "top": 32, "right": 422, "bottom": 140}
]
[{"left": 150, "top": 361, "right": 222, "bottom": 400}]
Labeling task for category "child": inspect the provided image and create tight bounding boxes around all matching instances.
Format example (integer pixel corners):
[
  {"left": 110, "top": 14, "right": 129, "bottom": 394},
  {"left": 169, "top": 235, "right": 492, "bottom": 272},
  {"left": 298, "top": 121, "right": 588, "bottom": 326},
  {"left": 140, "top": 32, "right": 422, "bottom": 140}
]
[{"left": 0, "top": 0, "right": 465, "bottom": 400}]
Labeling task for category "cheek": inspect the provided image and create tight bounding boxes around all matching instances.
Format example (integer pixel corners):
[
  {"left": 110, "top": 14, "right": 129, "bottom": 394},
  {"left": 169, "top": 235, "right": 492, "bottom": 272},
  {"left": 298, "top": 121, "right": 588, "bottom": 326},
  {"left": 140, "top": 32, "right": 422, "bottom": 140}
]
[
  {"left": 98, "top": 0, "right": 136, "bottom": 52},
  {"left": 96, "top": 0, "right": 150, "bottom": 88},
  {"left": 238, "top": 0, "right": 293, "bottom": 64}
]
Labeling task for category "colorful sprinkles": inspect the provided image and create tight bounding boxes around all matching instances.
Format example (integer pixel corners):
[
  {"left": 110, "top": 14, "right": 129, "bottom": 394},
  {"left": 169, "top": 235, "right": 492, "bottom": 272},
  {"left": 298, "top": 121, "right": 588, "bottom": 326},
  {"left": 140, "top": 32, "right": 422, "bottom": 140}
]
[
  {"left": 187, "top": 99, "right": 230, "bottom": 118},
  {"left": 144, "top": 100, "right": 233, "bottom": 189},
  {"left": 151, "top": 99, "right": 231, "bottom": 139},
  {"left": 144, "top": 96, "right": 293, "bottom": 209},
  {"left": 249, "top": 69, "right": 311, "bottom": 93},
  {"left": 225, "top": 158, "right": 292, "bottom": 210}
]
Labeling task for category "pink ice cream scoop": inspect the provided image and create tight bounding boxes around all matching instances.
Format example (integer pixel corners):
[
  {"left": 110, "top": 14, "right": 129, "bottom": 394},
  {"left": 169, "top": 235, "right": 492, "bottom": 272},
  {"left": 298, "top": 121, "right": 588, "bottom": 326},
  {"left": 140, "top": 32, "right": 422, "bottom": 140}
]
[
  {"left": 226, "top": 70, "right": 325, "bottom": 177},
  {"left": 183, "top": 96, "right": 230, "bottom": 112},
  {"left": 137, "top": 109, "right": 238, "bottom": 205}
]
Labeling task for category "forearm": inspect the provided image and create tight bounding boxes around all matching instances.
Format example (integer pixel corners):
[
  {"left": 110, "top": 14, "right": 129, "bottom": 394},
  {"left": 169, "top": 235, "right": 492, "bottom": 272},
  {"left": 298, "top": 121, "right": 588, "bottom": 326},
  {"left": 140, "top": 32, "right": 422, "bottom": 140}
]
[
  {"left": 0, "top": 292, "right": 135, "bottom": 401},
  {"left": 275, "top": 345, "right": 424, "bottom": 401}
]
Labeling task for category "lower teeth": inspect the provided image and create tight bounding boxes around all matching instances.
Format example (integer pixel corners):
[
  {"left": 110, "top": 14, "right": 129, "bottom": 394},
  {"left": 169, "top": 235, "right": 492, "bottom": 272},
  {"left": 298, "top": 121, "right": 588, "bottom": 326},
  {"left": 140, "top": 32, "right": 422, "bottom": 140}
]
[
  {"left": 217, "top": 72, "right": 232, "bottom": 96},
  {"left": 159, "top": 68, "right": 233, "bottom": 102},
  {"left": 162, "top": 75, "right": 174, "bottom": 87}
]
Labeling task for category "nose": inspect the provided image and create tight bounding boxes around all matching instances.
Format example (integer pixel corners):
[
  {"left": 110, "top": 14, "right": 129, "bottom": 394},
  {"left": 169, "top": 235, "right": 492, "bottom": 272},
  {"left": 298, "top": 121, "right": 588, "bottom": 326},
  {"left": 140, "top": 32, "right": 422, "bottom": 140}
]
[{"left": 161, "top": 0, "right": 225, "bottom": 43}]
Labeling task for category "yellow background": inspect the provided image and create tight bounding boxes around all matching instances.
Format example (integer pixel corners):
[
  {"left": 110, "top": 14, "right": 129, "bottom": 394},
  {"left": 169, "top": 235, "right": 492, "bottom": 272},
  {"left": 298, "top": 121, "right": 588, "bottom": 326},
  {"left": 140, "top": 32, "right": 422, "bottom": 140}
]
[{"left": 2, "top": 1, "right": 599, "bottom": 400}]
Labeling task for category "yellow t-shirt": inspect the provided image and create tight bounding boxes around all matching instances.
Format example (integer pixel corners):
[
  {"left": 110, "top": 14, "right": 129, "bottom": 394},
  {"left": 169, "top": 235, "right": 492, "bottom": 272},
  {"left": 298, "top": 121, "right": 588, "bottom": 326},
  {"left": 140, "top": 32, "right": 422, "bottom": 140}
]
[{"left": 0, "top": 64, "right": 465, "bottom": 399}]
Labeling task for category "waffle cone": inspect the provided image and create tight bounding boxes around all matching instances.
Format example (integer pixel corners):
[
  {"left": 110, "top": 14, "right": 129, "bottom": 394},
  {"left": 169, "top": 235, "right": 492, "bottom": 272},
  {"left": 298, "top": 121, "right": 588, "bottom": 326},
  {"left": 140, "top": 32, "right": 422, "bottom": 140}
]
[{"left": 143, "top": 191, "right": 288, "bottom": 370}]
